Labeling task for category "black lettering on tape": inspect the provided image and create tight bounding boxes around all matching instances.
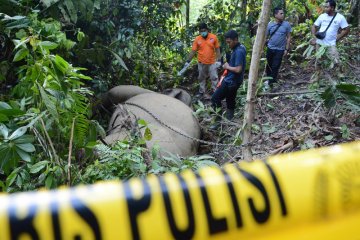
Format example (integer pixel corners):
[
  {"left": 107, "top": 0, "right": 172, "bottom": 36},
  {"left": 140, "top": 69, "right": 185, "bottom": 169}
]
[
  {"left": 9, "top": 196, "right": 39, "bottom": 240},
  {"left": 50, "top": 198, "right": 62, "bottom": 240},
  {"left": 264, "top": 162, "right": 288, "bottom": 216},
  {"left": 70, "top": 193, "right": 102, "bottom": 240},
  {"left": 124, "top": 179, "right": 152, "bottom": 240},
  {"left": 196, "top": 173, "right": 228, "bottom": 235},
  {"left": 159, "top": 175, "right": 195, "bottom": 240},
  {"left": 221, "top": 169, "right": 243, "bottom": 228},
  {"left": 236, "top": 166, "right": 271, "bottom": 224}
]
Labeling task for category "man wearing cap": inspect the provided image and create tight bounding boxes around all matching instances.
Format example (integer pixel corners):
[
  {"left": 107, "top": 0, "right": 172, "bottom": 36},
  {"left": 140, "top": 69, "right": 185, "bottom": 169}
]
[
  {"left": 211, "top": 29, "right": 246, "bottom": 121},
  {"left": 183, "top": 23, "right": 221, "bottom": 99}
]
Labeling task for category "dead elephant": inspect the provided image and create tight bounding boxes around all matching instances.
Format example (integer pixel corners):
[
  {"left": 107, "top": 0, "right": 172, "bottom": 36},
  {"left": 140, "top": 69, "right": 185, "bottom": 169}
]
[{"left": 101, "top": 85, "right": 200, "bottom": 157}]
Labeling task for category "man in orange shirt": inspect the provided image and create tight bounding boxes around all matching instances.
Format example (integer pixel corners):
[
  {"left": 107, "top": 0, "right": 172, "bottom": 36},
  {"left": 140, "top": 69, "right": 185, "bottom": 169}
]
[{"left": 184, "top": 23, "right": 221, "bottom": 99}]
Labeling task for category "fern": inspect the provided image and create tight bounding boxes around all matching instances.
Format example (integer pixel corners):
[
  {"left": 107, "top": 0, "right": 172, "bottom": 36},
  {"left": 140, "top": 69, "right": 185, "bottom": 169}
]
[{"left": 70, "top": 89, "right": 91, "bottom": 147}]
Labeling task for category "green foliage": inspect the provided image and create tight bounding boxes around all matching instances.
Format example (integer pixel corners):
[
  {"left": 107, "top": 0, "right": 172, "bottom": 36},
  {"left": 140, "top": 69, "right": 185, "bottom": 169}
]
[
  {"left": 0, "top": 124, "right": 35, "bottom": 174},
  {"left": 0, "top": 13, "right": 105, "bottom": 182},
  {"left": 78, "top": 142, "right": 144, "bottom": 183},
  {"left": 4, "top": 14, "right": 94, "bottom": 148},
  {"left": 192, "top": 0, "right": 252, "bottom": 71},
  {"left": 76, "top": 139, "right": 218, "bottom": 184},
  {"left": 153, "top": 153, "right": 219, "bottom": 174},
  {"left": 321, "top": 83, "right": 360, "bottom": 110},
  {"left": 1, "top": 160, "right": 63, "bottom": 192},
  {"left": 125, "top": 40, "right": 184, "bottom": 88},
  {"left": 37, "top": 0, "right": 186, "bottom": 89},
  {"left": 0, "top": 0, "right": 357, "bottom": 192}
]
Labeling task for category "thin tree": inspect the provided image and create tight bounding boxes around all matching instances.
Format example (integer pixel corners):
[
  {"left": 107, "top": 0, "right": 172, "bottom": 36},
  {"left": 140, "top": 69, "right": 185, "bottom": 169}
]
[
  {"left": 186, "top": 0, "right": 190, "bottom": 29},
  {"left": 242, "top": 0, "right": 272, "bottom": 161}
]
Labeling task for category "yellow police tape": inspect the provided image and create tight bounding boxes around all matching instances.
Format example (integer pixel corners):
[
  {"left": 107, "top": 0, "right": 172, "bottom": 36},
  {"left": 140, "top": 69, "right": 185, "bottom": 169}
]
[{"left": 0, "top": 141, "right": 359, "bottom": 240}]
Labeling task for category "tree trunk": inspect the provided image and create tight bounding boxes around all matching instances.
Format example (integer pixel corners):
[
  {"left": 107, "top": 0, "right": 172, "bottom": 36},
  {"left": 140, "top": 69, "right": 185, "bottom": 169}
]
[
  {"left": 242, "top": 0, "right": 272, "bottom": 161},
  {"left": 349, "top": 0, "right": 360, "bottom": 27},
  {"left": 240, "top": 0, "right": 247, "bottom": 23},
  {"left": 186, "top": 0, "right": 190, "bottom": 29}
]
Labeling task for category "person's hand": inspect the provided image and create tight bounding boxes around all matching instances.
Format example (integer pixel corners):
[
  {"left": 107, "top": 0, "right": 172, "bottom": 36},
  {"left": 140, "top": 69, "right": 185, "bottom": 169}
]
[
  {"left": 215, "top": 61, "right": 221, "bottom": 68},
  {"left": 310, "top": 38, "right": 316, "bottom": 46},
  {"left": 284, "top": 50, "right": 288, "bottom": 55},
  {"left": 184, "top": 61, "right": 190, "bottom": 68},
  {"left": 222, "top": 62, "right": 229, "bottom": 70}
]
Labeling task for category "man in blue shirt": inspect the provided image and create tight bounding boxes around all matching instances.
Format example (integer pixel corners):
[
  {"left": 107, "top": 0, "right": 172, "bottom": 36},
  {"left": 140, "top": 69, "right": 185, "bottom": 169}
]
[
  {"left": 265, "top": 7, "right": 292, "bottom": 88},
  {"left": 211, "top": 30, "right": 246, "bottom": 120}
]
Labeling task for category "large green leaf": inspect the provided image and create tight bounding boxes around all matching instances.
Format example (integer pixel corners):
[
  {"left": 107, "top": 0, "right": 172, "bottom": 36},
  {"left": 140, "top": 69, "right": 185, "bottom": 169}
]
[
  {"left": 336, "top": 84, "right": 356, "bottom": 91},
  {"left": 16, "top": 143, "right": 35, "bottom": 153},
  {"left": 8, "top": 126, "right": 27, "bottom": 140},
  {"left": 0, "top": 144, "right": 18, "bottom": 174},
  {"left": 6, "top": 167, "right": 21, "bottom": 187},
  {"left": 52, "top": 55, "right": 69, "bottom": 74},
  {"left": 40, "top": 0, "right": 60, "bottom": 8},
  {"left": 321, "top": 86, "right": 336, "bottom": 108},
  {"left": 13, "top": 135, "right": 34, "bottom": 144},
  {"left": 13, "top": 48, "right": 29, "bottom": 62},
  {"left": 30, "top": 161, "right": 49, "bottom": 174},
  {"left": 336, "top": 84, "right": 360, "bottom": 109},
  {"left": 94, "top": 0, "right": 101, "bottom": 9},
  {"left": 39, "top": 86, "right": 59, "bottom": 122},
  {"left": 13, "top": 38, "right": 29, "bottom": 50},
  {"left": 58, "top": 6, "right": 71, "bottom": 23},
  {"left": 4, "top": 17, "right": 30, "bottom": 29},
  {"left": 107, "top": 49, "right": 129, "bottom": 71},
  {"left": 15, "top": 148, "right": 31, "bottom": 162},
  {"left": 64, "top": 0, "right": 78, "bottom": 23},
  {"left": 0, "top": 109, "right": 25, "bottom": 116},
  {"left": 0, "top": 124, "right": 9, "bottom": 139},
  {"left": 0, "top": 102, "right": 12, "bottom": 110},
  {"left": 39, "top": 41, "right": 58, "bottom": 50}
]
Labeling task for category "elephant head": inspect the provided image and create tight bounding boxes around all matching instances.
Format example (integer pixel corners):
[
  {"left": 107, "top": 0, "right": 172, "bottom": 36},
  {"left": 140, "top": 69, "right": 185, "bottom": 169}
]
[{"left": 100, "top": 85, "right": 200, "bottom": 157}]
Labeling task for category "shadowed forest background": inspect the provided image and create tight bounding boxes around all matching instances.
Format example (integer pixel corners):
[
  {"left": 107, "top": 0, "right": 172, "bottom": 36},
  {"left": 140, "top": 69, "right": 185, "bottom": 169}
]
[{"left": 0, "top": 0, "right": 359, "bottom": 192}]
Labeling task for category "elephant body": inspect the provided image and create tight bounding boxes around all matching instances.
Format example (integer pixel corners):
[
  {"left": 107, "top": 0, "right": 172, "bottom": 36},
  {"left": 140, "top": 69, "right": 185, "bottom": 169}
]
[{"left": 102, "top": 86, "right": 200, "bottom": 157}]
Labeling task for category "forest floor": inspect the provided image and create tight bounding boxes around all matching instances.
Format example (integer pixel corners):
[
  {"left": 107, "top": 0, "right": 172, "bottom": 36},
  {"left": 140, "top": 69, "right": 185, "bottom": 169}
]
[{"left": 182, "top": 59, "right": 360, "bottom": 165}]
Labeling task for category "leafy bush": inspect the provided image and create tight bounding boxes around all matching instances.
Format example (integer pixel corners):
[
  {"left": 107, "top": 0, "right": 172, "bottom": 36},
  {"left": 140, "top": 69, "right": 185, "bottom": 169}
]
[
  {"left": 0, "top": 13, "right": 105, "bottom": 186},
  {"left": 76, "top": 138, "right": 218, "bottom": 184}
]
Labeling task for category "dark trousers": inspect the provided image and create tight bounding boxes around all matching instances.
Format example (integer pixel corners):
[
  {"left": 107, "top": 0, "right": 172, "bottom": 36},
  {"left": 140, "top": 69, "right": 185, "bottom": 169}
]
[
  {"left": 211, "top": 82, "right": 239, "bottom": 110},
  {"left": 266, "top": 48, "right": 284, "bottom": 85}
]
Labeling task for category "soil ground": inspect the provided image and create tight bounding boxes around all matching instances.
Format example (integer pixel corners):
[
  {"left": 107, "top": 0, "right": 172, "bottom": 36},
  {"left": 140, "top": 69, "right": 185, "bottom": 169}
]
[{"left": 183, "top": 59, "right": 360, "bottom": 165}]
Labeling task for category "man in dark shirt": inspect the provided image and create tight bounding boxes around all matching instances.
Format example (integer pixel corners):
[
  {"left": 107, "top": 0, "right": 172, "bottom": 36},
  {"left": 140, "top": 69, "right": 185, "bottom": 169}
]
[
  {"left": 265, "top": 7, "right": 292, "bottom": 89},
  {"left": 211, "top": 30, "right": 246, "bottom": 121}
]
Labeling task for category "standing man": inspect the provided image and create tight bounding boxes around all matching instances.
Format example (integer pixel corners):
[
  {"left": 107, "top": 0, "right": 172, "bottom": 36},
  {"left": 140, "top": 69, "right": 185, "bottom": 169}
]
[
  {"left": 310, "top": 0, "right": 349, "bottom": 66},
  {"left": 211, "top": 30, "right": 246, "bottom": 121},
  {"left": 265, "top": 7, "right": 292, "bottom": 89},
  {"left": 184, "top": 23, "right": 221, "bottom": 99}
]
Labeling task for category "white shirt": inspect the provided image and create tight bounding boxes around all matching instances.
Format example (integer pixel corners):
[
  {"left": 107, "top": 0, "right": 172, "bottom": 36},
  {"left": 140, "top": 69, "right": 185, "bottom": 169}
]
[{"left": 314, "top": 12, "right": 348, "bottom": 46}]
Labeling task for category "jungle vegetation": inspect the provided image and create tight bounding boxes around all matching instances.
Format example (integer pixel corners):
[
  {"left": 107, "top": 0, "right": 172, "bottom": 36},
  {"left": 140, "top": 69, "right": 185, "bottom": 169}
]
[{"left": 0, "top": 0, "right": 359, "bottom": 192}]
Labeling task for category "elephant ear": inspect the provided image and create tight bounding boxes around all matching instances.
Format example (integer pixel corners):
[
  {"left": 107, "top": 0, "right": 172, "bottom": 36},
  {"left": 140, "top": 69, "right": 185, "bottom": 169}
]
[
  {"left": 162, "top": 88, "right": 192, "bottom": 106},
  {"left": 101, "top": 85, "right": 153, "bottom": 109}
]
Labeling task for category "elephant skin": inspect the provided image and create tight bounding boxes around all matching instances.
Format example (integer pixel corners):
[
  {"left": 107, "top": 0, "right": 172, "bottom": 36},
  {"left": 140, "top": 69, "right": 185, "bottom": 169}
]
[
  {"left": 162, "top": 88, "right": 192, "bottom": 106},
  {"left": 102, "top": 85, "right": 200, "bottom": 157}
]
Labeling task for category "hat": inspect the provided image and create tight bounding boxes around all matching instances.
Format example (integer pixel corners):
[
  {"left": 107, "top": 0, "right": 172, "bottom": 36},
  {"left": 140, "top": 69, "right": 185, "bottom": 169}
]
[
  {"left": 198, "top": 23, "right": 208, "bottom": 30},
  {"left": 224, "top": 30, "right": 238, "bottom": 39}
]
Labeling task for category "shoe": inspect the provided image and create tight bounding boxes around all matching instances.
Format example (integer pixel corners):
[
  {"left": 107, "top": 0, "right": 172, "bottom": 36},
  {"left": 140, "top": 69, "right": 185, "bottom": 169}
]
[
  {"left": 226, "top": 109, "right": 234, "bottom": 120},
  {"left": 195, "top": 92, "right": 203, "bottom": 98},
  {"left": 263, "top": 81, "right": 270, "bottom": 91}
]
